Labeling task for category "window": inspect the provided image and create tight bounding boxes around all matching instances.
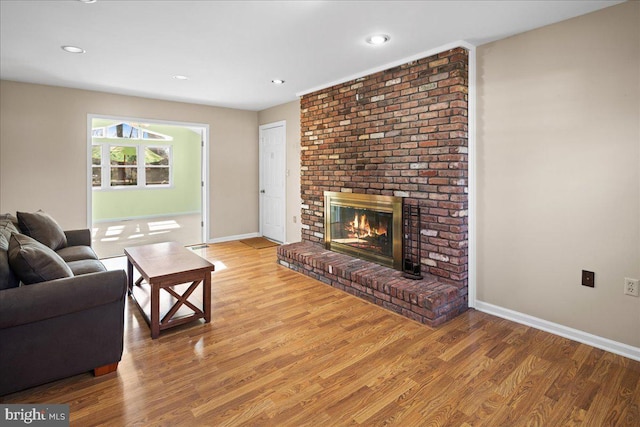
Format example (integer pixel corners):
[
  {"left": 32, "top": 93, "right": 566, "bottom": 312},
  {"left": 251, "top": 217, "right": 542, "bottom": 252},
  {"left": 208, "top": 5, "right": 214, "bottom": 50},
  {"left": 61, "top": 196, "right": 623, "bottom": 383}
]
[
  {"left": 110, "top": 145, "right": 138, "bottom": 186},
  {"left": 93, "top": 122, "right": 171, "bottom": 141},
  {"left": 92, "top": 122, "right": 173, "bottom": 190},
  {"left": 145, "top": 146, "right": 170, "bottom": 185},
  {"left": 92, "top": 144, "right": 172, "bottom": 189},
  {"left": 92, "top": 145, "right": 102, "bottom": 187}
]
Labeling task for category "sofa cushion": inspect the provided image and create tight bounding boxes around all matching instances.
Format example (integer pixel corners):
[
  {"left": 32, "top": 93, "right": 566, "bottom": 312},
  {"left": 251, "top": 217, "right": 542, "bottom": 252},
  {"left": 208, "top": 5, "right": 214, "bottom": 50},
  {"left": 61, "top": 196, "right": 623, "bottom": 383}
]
[
  {"left": 57, "top": 245, "right": 99, "bottom": 263},
  {"left": 63, "top": 229, "right": 92, "bottom": 248},
  {"left": 17, "top": 210, "right": 67, "bottom": 251},
  {"left": 0, "top": 216, "right": 20, "bottom": 235},
  {"left": 0, "top": 230, "right": 20, "bottom": 290},
  {"left": 8, "top": 233, "right": 74, "bottom": 285},
  {"left": 66, "top": 259, "right": 107, "bottom": 276},
  {"left": 0, "top": 213, "right": 20, "bottom": 231}
]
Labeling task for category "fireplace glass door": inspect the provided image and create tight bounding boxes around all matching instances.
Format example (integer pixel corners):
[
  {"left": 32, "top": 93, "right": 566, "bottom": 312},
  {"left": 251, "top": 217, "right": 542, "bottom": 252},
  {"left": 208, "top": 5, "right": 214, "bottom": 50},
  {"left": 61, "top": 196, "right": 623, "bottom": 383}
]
[
  {"left": 324, "top": 192, "right": 402, "bottom": 269},
  {"left": 329, "top": 206, "right": 393, "bottom": 257}
]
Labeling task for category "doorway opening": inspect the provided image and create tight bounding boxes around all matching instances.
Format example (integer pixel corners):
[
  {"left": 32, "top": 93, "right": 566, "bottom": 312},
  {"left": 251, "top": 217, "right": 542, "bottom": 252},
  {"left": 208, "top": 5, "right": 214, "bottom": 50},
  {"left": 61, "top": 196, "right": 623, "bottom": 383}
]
[{"left": 87, "top": 116, "right": 209, "bottom": 258}]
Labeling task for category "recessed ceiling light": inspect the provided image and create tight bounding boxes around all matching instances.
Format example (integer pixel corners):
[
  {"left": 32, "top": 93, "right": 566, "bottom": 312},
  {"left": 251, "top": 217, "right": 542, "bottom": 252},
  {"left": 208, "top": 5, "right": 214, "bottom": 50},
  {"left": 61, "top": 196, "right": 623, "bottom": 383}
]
[
  {"left": 61, "top": 45, "right": 86, "bottom": 54},
  {"left": 78, "top": 0, "right": 97, "bottom": 3},
  {"left": 172, "top": 75, "right": 189, "bottom": 80},
  {"left": 366, "top": 34, "right": 390, "bottom": 46},
  {"left": 271, "top": 79, "right": 285, "bottom": 85}
]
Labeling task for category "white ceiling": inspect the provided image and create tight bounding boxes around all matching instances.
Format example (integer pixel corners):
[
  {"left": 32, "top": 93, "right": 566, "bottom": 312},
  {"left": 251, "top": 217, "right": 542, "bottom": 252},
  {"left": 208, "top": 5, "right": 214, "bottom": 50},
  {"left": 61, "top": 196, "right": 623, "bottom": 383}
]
[{"left": 0, "top": 0, "right": 623, "bottom": 111}]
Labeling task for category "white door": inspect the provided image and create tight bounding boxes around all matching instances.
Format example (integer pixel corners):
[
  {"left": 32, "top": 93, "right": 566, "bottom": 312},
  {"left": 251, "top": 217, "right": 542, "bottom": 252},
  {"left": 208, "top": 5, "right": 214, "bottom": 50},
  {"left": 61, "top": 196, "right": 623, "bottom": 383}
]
[{"left": 259, "top": 122, "right": 286, "bottom": 243}]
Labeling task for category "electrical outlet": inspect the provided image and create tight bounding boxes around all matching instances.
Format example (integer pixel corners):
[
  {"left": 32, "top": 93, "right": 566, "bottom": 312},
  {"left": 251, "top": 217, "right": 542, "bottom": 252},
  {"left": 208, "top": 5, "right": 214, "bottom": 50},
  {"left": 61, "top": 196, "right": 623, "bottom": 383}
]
[
  {"left": 624, "top": 278, "right": 639, "bottom": 297},
  {"left": 582, "top": 270, "right": 595, "bottom": 288},
  {"left": 293, "top": 216, "right": 297, "bottom": 223}
]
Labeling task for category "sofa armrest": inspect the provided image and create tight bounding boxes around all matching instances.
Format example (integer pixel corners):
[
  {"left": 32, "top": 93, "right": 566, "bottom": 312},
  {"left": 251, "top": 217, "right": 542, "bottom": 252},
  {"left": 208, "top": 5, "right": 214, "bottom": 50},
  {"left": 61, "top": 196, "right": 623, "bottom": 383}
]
[
  {"left": 64, "top": 229, "right": 92, "bottom": 247},
  {"left": 0, "top": 269, "right": 127, "bottom": 329}
]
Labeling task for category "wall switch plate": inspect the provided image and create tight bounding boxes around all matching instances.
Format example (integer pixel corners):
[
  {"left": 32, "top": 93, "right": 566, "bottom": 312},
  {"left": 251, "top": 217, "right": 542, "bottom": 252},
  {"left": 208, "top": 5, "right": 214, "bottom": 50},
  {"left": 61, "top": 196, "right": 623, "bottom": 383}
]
[
  {"left": 582, "top": 270, "right": 595, "bottom": 288},
  {"left": 624, "top": 278, "right": 639, "bottom": 297}
]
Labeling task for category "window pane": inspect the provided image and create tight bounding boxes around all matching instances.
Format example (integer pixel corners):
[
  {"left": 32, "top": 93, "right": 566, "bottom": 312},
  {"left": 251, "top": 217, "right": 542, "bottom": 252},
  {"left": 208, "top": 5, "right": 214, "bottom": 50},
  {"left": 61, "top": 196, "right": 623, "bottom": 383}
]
[
  {"left": 92, "top": 146, "right": 101, "bottom": 165},
  {"left": 143, "top": 131, "right": 164, "bottom": 140},
  {"left": 118, "top": 123, "right": 131, "bottom": 138},
  {"left": 106, "top": 123, "right": 136, "bottom": 138},
  {"left": 106, "top": 125, "right": 118, "bottom": 138},
  {"left": 92, "top": 167, "right": 102, "bottom": 187},
  {"left": 145, "top": 147, "right": 169, "bottom": 165},
  {"left": 146, "top": 167, "right": 169, "bottom": 185},
  {"left": 110, "top": 146, "right": 137, "bottom": 165},
  {"left": 110, "top": 167, "right": 137, "bottom": 186}
]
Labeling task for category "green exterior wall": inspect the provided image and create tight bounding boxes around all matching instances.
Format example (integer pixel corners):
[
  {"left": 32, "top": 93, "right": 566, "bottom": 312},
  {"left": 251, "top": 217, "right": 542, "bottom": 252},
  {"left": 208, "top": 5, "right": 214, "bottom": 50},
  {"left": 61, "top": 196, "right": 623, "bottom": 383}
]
[{"left": 92, "top": 120, "right": 202, "bottom": 221}]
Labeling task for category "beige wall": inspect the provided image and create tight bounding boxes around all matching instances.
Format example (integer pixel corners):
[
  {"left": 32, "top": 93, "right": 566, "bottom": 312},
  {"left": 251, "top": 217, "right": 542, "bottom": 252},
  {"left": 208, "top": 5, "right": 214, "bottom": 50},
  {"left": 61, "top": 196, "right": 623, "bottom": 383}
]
[
  {"left": 258, "top": 99, "right": 302, "bottom": 243},
  {"left": 0, "top": 81, "right": 259, "bottom": 241},
  {"left": 477, "top": 1, "right": 640, "bottom": 347}
]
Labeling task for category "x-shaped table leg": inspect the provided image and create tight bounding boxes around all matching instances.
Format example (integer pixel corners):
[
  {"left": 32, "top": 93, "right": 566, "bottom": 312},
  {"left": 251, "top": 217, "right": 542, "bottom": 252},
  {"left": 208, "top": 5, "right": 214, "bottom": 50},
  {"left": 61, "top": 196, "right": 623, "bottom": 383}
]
[{"left": 161, "top": 280, "right": 203, "bottom": 326}]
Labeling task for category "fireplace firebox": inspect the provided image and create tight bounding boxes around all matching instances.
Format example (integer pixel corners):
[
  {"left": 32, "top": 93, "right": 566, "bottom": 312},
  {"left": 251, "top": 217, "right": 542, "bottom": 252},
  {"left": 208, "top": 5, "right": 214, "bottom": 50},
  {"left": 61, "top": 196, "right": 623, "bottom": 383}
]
[{"left": 324, "top": 192, "right": 402, "bottom": 269}]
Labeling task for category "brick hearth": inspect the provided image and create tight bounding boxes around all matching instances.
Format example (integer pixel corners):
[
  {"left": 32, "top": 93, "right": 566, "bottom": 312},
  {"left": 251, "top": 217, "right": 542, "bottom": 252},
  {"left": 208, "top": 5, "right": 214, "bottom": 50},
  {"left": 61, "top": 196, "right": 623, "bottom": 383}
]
[
  {"left": 279, "top": 46, "right": 469, "bottom": 326},
  {"left": 277, "top": 242, "right": 467, "bottom": 327}
]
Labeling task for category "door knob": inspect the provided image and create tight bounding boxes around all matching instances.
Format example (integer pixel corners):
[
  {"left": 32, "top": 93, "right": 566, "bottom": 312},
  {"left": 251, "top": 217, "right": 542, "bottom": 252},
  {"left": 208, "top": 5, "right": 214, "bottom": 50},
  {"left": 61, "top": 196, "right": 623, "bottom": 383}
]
[{"left": 260, "top": 190, "right": 265, "bottom": 193}]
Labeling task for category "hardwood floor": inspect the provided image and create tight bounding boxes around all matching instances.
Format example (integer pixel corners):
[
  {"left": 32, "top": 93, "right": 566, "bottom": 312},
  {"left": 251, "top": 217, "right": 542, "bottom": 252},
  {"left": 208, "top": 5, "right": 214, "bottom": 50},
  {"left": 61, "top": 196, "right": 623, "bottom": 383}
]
[{"left": 2, "top": 241, "right": 639, "bottom": 426}]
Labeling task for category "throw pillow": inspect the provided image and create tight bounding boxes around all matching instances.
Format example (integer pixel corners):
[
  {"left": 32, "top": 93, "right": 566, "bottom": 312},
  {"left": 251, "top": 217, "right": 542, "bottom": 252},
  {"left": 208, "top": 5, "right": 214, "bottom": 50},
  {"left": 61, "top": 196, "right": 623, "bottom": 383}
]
[
  {"left": 0, "top": 230, "right": 20, "bottom": 289},
  {"left": 0, "top": 213, "right": 20, "bottom": 231},
  {"left": 0, "top": 230, "right": 9, "bottom": 251},
  {"left": 17, "top": 210, "right": 67, "bottom": 251},
  {"left": 8, "top": 233, "right": 74, "bottom": 285},
  {"left": 0, "top": 216, "right": 20, "bottom": 235}
]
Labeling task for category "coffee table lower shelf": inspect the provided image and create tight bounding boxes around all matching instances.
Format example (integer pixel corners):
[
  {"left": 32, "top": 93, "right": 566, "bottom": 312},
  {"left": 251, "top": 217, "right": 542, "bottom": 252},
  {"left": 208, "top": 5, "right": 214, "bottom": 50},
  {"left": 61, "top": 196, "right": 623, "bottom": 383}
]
[{"left": 129, "top": 278, "right": 210, "bottom": 338}]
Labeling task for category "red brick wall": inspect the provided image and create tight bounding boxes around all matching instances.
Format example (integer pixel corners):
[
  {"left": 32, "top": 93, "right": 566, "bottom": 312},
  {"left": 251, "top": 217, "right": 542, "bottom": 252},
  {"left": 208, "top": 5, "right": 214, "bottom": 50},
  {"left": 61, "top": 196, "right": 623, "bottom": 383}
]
[{"left": 300, "top": 47, "right": 468, "bottom": 288}]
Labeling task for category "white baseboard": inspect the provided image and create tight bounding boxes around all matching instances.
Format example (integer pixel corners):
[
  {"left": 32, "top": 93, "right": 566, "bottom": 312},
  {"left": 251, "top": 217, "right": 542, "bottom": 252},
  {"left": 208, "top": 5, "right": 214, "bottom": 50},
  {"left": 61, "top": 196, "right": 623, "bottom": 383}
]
[
  {"left": 475, "top": 300, "right": 640, "bottom": 362},
  {"left": 208, "top": 232, "right": 260, "bottom": 244}
]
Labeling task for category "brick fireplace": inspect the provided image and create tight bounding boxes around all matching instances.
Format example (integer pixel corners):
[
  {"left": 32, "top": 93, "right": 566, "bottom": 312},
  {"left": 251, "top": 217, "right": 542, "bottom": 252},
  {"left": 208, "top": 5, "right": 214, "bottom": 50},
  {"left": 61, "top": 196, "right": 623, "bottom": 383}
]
[{"left": 278, "top": 47, "right": 469, "bottom": 326}]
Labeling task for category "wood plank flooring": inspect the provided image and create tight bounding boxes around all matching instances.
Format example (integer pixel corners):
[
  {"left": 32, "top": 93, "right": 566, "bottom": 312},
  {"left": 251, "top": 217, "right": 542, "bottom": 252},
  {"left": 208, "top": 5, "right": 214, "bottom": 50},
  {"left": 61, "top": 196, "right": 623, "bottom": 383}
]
[{"left": 2, "top": 241, "right": 639, "bottom": 426}]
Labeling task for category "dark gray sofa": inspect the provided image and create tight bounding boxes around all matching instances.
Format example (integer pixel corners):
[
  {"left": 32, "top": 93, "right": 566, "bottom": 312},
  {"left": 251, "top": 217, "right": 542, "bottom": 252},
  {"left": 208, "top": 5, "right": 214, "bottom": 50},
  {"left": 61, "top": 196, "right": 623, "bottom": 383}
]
[{"left": 0, "top": 212, "right": 127, "bottom": 396}]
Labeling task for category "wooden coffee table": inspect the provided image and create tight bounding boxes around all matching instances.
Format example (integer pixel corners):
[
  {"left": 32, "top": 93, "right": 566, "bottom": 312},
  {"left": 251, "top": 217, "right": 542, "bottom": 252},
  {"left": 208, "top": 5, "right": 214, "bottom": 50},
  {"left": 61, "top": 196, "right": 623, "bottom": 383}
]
[{"left": 124, "top": 241, "right": 215, "bottom": 339}]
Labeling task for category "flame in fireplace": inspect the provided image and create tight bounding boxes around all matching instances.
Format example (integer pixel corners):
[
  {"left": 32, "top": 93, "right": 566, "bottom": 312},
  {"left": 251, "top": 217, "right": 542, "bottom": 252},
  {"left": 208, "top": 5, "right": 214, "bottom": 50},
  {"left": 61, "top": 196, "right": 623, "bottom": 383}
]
[{"left": 347, "top": 213, "right": 387, "bottom": 239}]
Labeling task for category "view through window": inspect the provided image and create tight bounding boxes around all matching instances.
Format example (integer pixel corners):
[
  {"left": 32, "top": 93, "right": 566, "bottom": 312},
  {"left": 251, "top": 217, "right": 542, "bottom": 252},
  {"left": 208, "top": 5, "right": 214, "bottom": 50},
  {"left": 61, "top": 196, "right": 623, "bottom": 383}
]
[{"left": 91, "top": 122, "right": 172, "bottom": 189}]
